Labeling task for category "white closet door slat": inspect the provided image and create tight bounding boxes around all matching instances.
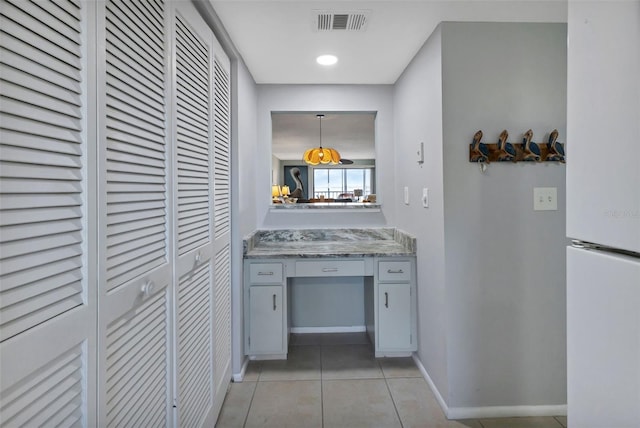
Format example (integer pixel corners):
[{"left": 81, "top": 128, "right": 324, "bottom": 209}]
[
  {"left": 1, "top": 70, "right": 81, "bottom": 108},
  {"left": 177, "top": 262, "right": 213, "bottom": 427},
  {"left": 213, "top": 58, "right": 231, "bottom": 239},
  {"left": 0, "top": 207, "right": 80, "bottom": 229},
  {"left": 105, "top": 12, "right": 169, "bottom": 294},
  {"left": 1, "top": 96, "right": 81, "bottom": 132},
  {"left": 0, "top": 343, "right": 85, "bottom": 426},
  {"left": 23, "top": 0, "right": 81, "bottom": 35},
  {"left": 0, "top": 0, "right": 85, "bottom": 342},
  {"left": 0, "top": 114, "right": 81, "bottom": 146},
  {"left": 175, "top": 13, "right": 211, "bottom": 257},
  {"left": 0, "top": 49, "right": 80, "bottom": 98},
  {"left": 49, "top": 0, "right": 81, "bottom": 21},
  {"left": 213, "top": 242, "right": 231, "bottom": 390},
  {"left": 176, "top": 91, "right": 208, "bottom": 124},
  {"left": 0, "top": 15, "right": 80, "bottom": 68},
  {"left": 1, "top": 269, "right": 81, "bottom": 306},
  {"left": 0, "top": 128, "right": 81, "bottom": 155},
  {"left": 106, "top": 292, "right": 168, "bottom": 427},
  {"left": 0, "top": 38, "right": 80, "bottom": 86}
]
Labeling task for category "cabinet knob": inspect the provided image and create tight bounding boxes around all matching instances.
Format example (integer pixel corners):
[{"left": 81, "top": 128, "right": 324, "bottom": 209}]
[
  {"left": 273, "top": 294, "right": 277, "bottom": 311},
  {"left": 258, "top": 271, "right": 274, "bottom": 276},
  {"left": 321, "top": 267, "right": 339, "bottom": 272},
  {"left": 387, "top": 269, "right": 404, "bottom": 274},
  {"left": 385, "top": 292, "right": 389, "bottom": 308},
  {"left": 141, "top": 280, "right": 155, "bottom": 297}
]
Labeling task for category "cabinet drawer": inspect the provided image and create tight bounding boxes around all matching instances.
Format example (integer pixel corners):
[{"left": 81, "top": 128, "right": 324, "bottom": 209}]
[
  {"left": 378, "top": 261, "right": 411, "bottom": 282},
  {"left": 249, "top": 263, "right": 283, "bottom": 283},
  {"left": 295, "top": 260, "right": 365, "bottom": 277}
]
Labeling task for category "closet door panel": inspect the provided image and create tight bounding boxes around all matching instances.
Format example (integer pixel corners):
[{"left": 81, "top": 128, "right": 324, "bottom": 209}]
[
  {"left": 212, "top": 48, "right": 232, "bottom": 412},
  {"left": 97, "top": 0, "right": 171, "bottom": 425},
  {"left": 0, "top": 0, "right": 95, "bottom": 424},
  {"left": 172, "top": 4, "right": 216, "bottom": 426}
]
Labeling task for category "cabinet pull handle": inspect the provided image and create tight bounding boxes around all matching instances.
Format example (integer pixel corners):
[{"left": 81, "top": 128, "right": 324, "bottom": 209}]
[
  {"left": 273, "top": 294, "right": 277, "bottom": 311},
  {"left": 385, "top": 292, "right": 389, "bottom": 308},
  {"left": 387, "top": 269, "right": 404, "bottom": 274},
  {"left": 258, "top": 271, "right": 274, "bottom": 276},
  {"left": 322, "top": 267, "right": 338, "bottom": 272}
]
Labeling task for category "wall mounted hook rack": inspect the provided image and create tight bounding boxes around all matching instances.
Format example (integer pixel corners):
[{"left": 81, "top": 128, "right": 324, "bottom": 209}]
[{"left": 469, "top": 129, "right": 566, "bottom": 164}]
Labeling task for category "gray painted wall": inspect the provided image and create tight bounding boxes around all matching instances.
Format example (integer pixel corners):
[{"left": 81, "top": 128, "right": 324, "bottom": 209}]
[
  {"left": 393, "top": 26, "right": 449, "bottom": 401},
  {"left": 442, "top": 22, "right": 568, "bottom": 408},
  {"left": 232, "top": 58, "right": 258, "bottom": 373},
  {"left": 395, "top": 22, "right": 568, "bottom": 410},
  {"left": 289, "top": 277, "right": 366, "bottom": 328}
]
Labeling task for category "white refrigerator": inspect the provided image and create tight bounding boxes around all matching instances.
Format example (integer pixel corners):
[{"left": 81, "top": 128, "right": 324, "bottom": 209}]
[{"left": 566, "top": 1, "right": 640, "bottom": 427}]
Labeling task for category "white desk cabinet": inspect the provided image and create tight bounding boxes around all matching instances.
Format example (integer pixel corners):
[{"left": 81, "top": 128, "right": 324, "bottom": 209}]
[{"left": 244, "top": 256, "right": 417, "bottom": 359}]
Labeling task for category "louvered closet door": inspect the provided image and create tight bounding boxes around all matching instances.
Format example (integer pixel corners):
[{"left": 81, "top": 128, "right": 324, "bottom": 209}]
[
  {"left": 96, "top": 1, "right": 172, "bottom": 426},
  {"left": 0, "top": 0, "right": 96, "bottom": 425},
  {"left": 172, "top": 3, "right": 217, "bottom": 426},
  {"left": 212, "top": 40, "right": 232, "bottom": 416}
]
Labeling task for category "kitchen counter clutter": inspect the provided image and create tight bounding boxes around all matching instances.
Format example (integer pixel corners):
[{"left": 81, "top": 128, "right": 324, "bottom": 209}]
[
  {"left": 243, "top": 228, "right": 416, "bottom": 259},
  {"left": 243, "top": 228, "right": 418, "bottom": 360}
]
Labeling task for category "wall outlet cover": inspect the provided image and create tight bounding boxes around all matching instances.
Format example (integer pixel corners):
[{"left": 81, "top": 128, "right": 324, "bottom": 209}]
[{"left": 533, "top": 187, "right": 558, "bottom": 211}]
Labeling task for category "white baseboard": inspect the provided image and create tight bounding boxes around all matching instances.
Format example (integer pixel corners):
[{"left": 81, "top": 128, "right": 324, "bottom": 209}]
[
  {"left": 448, "top": 405, "right": 567, "bottom": 420},
  {"left": 289, "top": 325, "right": 366, "bottom": 334},
  {"left": 232, "top": 357, "right": 249, "bottom": 382},
  {"left": 412, "top": 354, "right": 449, "bottom": 417},
  {"left": 411, "top": 354, "right": 567, "bottom": 420}
]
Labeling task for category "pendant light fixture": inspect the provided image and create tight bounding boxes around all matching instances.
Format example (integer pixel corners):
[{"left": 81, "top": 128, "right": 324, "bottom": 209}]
[{"left": 303, "top": 114, "right": 341, "bottom": 165}]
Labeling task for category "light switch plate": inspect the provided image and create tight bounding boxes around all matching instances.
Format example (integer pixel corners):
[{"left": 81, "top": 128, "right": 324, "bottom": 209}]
[
  {"left": 422, "top": 188, "right": 429, "bottom": 208},
  {"left": 417, "top": 142, "right": 424, "bottom": 164},
  {"left": 533, "top": 187, "right": 557, "bottom": 211},
  {"left": 404, "top": 186, "right": 409, "bottom": 205}
]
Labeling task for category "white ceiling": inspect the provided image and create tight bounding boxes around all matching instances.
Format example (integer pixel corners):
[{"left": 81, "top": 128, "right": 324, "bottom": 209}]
[{"left": 209, "top": 0, "right": 567, "bottom": 85}]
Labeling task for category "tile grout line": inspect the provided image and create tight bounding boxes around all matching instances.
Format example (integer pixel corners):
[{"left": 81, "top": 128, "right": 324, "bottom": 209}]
[
  {"left": 381, "top": 361, "right": 405, "bottom": 428},
  {"left": 320, "top": 343, "right": 325, "bottom": 428},
  {"left": 242, "top": 364, "right": 261, "bottom": 428},
  {"left": 553, "top": 416, "right": 566, "bottom": 428}
]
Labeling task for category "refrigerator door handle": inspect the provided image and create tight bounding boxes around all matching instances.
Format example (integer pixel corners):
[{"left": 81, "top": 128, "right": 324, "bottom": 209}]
[
  {"left": 571, "top": 240, "right": 640, "bottom": 258},
  {"left": 571, "top": 240, "right": 587, "bottom": 249}
]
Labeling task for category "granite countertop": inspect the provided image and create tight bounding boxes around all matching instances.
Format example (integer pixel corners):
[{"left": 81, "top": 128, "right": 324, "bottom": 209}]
[
  {"left": 243, "top": 228, "right": 416, "bottom": 259},
  {"left": 270, "top": 202, "right": 381, "bottom": 210}
]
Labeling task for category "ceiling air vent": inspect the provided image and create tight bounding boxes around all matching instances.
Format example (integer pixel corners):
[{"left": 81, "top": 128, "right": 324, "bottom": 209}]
[{"left": 313, "top": 10, "right": 371, "bottom": 32}]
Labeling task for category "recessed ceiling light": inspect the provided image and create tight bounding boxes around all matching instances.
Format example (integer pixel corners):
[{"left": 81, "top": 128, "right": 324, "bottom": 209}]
[{"left": 316, "top": 55, "right": 338, "bottom": 66}]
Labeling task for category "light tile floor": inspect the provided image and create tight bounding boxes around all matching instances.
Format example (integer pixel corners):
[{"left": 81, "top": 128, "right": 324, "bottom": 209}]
[{"left": 216, "top": 333, "right": 567, "bottom": 428}]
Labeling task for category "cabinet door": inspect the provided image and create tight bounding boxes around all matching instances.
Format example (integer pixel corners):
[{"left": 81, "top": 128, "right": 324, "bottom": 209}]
[
  {"left": 249, "top": 286, "right": 284, "bottom": 354},
  {"left": 378, "top": 283, "right": 412, "bottom": 350}
]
